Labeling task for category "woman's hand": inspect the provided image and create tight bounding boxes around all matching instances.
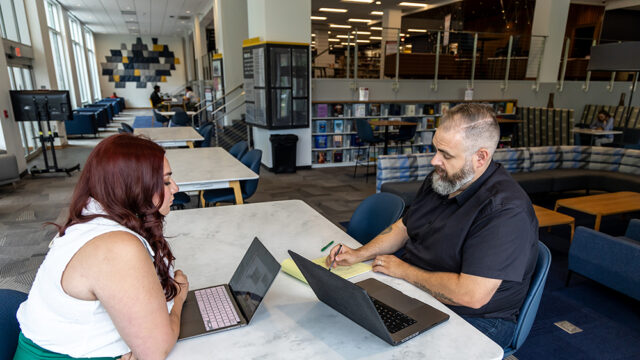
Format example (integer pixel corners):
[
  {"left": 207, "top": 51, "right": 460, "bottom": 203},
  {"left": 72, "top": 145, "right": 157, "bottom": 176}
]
[{"left": 174, "top": 269, "right": 189, "bottom": 303}]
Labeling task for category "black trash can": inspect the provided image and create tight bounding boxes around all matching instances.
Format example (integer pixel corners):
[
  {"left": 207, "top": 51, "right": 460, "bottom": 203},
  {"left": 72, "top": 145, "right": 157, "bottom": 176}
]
[{"left": 270, "top": 134, "right": 298, "bottom": 173}]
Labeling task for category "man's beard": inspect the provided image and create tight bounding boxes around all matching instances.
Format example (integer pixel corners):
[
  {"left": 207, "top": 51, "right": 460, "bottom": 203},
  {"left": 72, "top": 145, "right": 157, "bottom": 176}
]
[{"left": 431, "top": 159, "right": 475, "bottom": 196}]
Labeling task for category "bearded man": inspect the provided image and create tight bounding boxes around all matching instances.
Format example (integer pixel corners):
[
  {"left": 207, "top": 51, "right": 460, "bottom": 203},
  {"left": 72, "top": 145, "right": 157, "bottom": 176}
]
[{"left": 327, "top": 103, "right": 538, "bottom": 349}]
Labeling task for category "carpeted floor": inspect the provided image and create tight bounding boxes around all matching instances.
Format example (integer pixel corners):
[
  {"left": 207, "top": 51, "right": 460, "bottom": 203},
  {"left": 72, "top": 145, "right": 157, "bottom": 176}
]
[{"left": 2, "top": 112, "right": 639, "bottom": 358}]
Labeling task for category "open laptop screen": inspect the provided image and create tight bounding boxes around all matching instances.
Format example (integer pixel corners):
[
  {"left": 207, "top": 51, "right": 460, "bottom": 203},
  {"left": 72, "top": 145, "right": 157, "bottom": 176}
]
[{"left": 229, "top": 237, "right": 281, "bottom": 322}]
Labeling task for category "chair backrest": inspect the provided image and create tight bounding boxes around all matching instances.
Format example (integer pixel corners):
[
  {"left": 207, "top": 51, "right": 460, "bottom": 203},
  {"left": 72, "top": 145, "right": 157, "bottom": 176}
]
[
  {"left": 170, "top": 111, "right": 191, "bottom": 127},
  {"left": 0, "top": 289, "right": 27, "bottom": 360},
  {"left": 346, "top": 193, "right": 405, "bottom": 245},
  {"left": 240, "top": 149, "right": 262, "bottom": 198},
  {"left": 229, "top": 141, "right": 248, "bottom": 160},
  {"left": 504, "top": 241, "right": 552, "bottom": 356},
  {"left": 196, "top": 122, "right": 215, "bottom": 148},
  {"left": 398, "top": 118, "right": 418, "bottom": 139},
  {"left": 121, "top": 123, "right": 134, "bottom": 133},
  {"left": 355, "top": 118, "right": 378, "bottom": 143},
  {"left": 153, "top": 109, "right": 170, "bottom": 124},
  {"left": 625, "top": 218, "right": 640, "bottom": 241}
]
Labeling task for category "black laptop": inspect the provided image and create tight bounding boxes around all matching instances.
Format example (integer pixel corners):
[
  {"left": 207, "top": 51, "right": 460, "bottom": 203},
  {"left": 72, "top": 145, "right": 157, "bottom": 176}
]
[
  {"left": 178, "top": 237, "right": 280, "bottom": 340},
  {"left": 289, "top": 250, "right": 449, "bottom": 345}
]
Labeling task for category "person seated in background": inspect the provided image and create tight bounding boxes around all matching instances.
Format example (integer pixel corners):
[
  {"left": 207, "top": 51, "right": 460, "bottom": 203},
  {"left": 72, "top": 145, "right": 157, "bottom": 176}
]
[
  {"left": 327, "top": 103, "right": 538, "bottom": 350},
  {"left": 14, "top": 134, "right": 188, "bottom": 360},
  {"left": 183, "top": 86, "right": 198, "bottom": 111},
  {"left": 110, "top": 92, "right": 118, "bottom": 99},
  {"left": 590, "top": 110, "right": 615, "bottom": 146},
  {"left": 150, "top": 85, "right": 162, "bottom": 108}
]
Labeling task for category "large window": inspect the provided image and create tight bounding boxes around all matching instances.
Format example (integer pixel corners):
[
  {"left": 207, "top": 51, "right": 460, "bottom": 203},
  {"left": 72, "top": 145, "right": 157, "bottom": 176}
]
[
  {"left": 69, "top": 17, "right": 90, "bottom": 103},
  {"left": 85, "top": 28, "right": 101, "bottom": 101},
  {"left": 0, "top": 0, "right": 31, "bottom": 45},
  {"left": 7, "top": 66, "right": 39, "bottom": 158},
  {"left": 46, "top": 1, "right": 71, "bottom": 94}
]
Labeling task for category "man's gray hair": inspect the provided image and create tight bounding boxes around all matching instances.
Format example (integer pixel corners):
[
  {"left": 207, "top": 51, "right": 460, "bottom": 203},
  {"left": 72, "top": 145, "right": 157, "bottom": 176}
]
[{"left": 438, "top": 103, "right": 500, "bottom": 157}]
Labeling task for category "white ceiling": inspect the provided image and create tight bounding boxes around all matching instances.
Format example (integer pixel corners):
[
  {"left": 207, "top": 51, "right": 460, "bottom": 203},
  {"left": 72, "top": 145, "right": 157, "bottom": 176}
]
[{"left": 57, "top": 0, "right": 212, "bottom": 36}]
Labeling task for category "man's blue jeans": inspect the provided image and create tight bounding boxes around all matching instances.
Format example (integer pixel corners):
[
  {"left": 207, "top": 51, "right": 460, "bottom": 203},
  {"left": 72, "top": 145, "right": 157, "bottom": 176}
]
[{"left": 462, "top": 316, "right": 517, "bottom": 349}]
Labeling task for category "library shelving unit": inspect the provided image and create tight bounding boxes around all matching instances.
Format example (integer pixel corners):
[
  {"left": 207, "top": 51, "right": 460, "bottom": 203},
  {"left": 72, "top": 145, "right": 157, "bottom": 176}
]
[{"left": 310, "top": 99, "right": 518, "bottom": 168}]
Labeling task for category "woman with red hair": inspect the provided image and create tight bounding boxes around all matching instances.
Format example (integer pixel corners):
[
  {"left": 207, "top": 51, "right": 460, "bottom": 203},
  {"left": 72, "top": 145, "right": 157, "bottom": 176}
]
[{"left": 14, "top": 134, "right": 187, "bottom": 360}]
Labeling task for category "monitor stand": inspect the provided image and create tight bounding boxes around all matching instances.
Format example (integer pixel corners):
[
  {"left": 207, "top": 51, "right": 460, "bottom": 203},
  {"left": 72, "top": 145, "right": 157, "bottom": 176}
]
[{"left": 30, "top": 118, "right": 80, "bottom": 176}]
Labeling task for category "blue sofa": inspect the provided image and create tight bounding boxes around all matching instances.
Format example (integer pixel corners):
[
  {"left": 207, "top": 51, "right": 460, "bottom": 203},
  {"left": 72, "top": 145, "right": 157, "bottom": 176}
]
[
  {"left": 65, "top": 112, "right": 98, "bottom": 137},
  {"left": 85, "top": 103, "right": 113, "bottom": 122},
  {"left": 75, "top": 107, "right": 108, "bottom": 128},
  {"left": 378, "top": 146, "right": 640, "bottom": 207},
  {"left": 568, "top": 219, "right": 640, "bottom": 301}
]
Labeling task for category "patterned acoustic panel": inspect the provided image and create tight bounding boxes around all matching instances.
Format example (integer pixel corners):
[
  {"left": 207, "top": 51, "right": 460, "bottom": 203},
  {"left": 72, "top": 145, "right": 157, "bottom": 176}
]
[{"left": 100, "top": 37, "right": 180, "bottom": 88}]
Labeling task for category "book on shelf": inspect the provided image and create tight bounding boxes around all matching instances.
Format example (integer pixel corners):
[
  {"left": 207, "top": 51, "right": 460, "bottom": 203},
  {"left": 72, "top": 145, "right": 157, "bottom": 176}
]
[
  {"left": 440, "top": 102, "right": 450, "bottom": 115},
  {"left": 388, "top": 103, "right": 402, "bottom": 116},
  {"left": 316, "top": 104, "right": 329, "bottom": 118},
  {"left": 426, "top": 117, "right": 435, "bottom": 129},
  {"left": 405, "top": 104, "right": 416, "bottom": 116},
  {"left": 316, "top": 120, "right": 327, "bottom": 133},
  {"left": 369, "top": 103, "right": 380, "bottom": 116},
  {"left": 317, "top": 151, "right": 327, "bottom": 164},
  {"left": 344, "top": 120, "right": 352, "bottom": 133},
  {"left": 354, "top": 103, "right": 366, "bottom": 117},
  {"left": 314, "top": 135, "right": 328, "bottom": 149},
  {"left": 352, "top": 134, "right": 363, "bottom": 147},
  {"left": 494, "top": 102, "right": 506, "bottom": 114},
  {"left": 333, "top": 152, "right": 343, "bottom": 163},
  {"left": 505, "top": 102, "right": 515, "bottom": 114},
  {"left": 344, "top": 150, "right": 351, "bottom": 162},
  {"left": 332, "top": 104, "right": 345, "bottom": 117},
  {"left": 424, "top": 104, "right": 436, "bottom": 115},
  {"left": 334, "top": 119, "right": 344, "bottom": 133},
  {"left": 435, "top": 116, "right": 442, "bottom": 128},
  {"left": 333, "top": 135, "right": 343, "bottom": 148},
  {"left": 344, "top": 136, "right": 351, "bottom": 147},
  {"left": 421, "top": 131, "right": 434, "bottom": 145}
]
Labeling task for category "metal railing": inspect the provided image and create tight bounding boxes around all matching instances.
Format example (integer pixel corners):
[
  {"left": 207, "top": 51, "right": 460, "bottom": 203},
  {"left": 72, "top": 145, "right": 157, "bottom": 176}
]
[{"left": 312, "top": 28, "right": 548, "bottom": 89}]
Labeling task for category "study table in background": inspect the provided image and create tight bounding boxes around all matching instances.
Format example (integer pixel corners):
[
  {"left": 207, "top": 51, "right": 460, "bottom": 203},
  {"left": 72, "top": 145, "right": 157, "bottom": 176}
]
[
  {"left": 554, "top": 191, "right": 640, "bottom": 231},
  {"left": 133, "top": 127, "right": 203, "bottom": 148},
  {"left": 164, "top": 200, "right": 503, "bottom": 359},
  {"left": 165, "top": 147, "right": 259, "bottom": 205},
  {"left": 571, "top": 128, "right": 624, "bottom": 145}
]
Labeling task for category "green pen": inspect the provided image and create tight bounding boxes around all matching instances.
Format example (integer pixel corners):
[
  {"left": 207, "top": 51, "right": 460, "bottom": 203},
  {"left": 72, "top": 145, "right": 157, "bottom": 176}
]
[{"left": 321, "top": 240, "right": 334, "bottom": 252}]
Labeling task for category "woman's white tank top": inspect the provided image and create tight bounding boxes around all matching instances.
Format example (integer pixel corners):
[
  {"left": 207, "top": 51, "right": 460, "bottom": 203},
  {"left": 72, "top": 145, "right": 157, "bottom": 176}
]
[{"left": 16, "top": 198, "right": 174, "bottom": 358}]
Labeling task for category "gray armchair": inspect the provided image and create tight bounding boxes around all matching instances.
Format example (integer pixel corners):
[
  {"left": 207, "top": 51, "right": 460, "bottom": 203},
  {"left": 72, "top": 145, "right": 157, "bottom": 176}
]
[{"left": 0, "top": 151, "right": 20, "bottom": 186}]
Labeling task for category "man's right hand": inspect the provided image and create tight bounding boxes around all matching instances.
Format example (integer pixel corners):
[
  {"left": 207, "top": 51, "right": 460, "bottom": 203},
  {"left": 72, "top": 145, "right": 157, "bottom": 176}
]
[{"left": 325, "top": 244, "right": 361, "bottom": 268}]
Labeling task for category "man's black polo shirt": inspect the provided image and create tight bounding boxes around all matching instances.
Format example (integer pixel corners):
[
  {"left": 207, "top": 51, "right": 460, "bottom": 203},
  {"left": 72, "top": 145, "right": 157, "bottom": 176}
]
[{"left": 402, "top": 161, "right": 538, "bottom": 322}]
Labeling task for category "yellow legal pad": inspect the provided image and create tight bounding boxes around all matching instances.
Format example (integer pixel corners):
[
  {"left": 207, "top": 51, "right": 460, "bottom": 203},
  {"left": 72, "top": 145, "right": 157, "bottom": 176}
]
[{"left": 281, "top": 256, "right": 372, "bottom": 284}]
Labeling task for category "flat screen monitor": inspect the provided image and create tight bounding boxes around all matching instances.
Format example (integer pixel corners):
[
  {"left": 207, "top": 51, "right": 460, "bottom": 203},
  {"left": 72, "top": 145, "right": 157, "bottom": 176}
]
[{"left": 9, "top": 90, "right": 72, "bottom": 122}]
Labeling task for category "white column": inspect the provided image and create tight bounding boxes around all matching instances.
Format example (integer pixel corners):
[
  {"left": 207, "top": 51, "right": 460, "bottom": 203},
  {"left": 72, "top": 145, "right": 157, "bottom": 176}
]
[
  {"left": 247, "top": 0, "right": 312, "bottom": 168},
  {"left": 380, "top": 9, "right": 401, "bottom": 79},
  {"left": 184, "top": 34, "right": 195, "bottom": 82},
  {"left": 193, "top": 15, "right": 204, "bottom": 81},
  {"left": 0, "top": 39, "right": 27, "bottom": 172},
  {"left": 527, "top": 0, "right": 570, "bottom": 83},
  {"left": 214, "top": 0, "right": 248, "bottom": 125}
]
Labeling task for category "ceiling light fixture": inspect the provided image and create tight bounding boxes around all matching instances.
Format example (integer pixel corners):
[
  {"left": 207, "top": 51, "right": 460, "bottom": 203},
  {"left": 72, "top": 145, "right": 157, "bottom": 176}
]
[
  {"left": 328, "top": 38, "right": 340, "bottom": 42},
  {"left": 370, "top": 36, "right": 382, "bottom": 40},
  {"left": 348, "top": 18, "right": 372, "bottom": 23},
  {"left": 336, "top": 35, "right": 350, "bottom": 38},
  {"left": 356, "top": 39, "right": 370, "bottom": 43},
  {"left": 370, "top": 26, "right": 383, "bottom": 30},
  {"left": 341, "top": 0, "right": 373, "bottom": 3},
  {"left": 370, "top": 11, "right": 383, "bottom": 15},
  {"left": 352, "top": 30, "right": 371, "bottom": 34},
  {"left": 398, "top": 2, "right": 428, "bottom": 7},
  {"left": 329, "top": 24, "right": 352, "bottom": 28},
  {"left": 408, "top": 28, "right": 427, "bottom": 32},
  {"left": 319, "top": 8, "right": 348, "bottom": 13},
  {"left": 310, "top": 16, "right": 327, "bottom": 20}
]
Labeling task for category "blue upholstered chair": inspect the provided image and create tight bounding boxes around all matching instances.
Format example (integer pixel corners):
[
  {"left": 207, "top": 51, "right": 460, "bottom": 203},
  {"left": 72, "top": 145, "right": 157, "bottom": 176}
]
[
  {"left": 228, "top": 141, "right": 248, "bottom": 160},
  {"left": 202, "top": 149, "right": 262, "bottom": 206},
  {"left": 0, "top": 289, "right": 27, "bottom": 360},
  {"left": 503, "top": 241, "right": 551, "bottom": 357},
  {"left": 169, "top": 111, "right": 191, "bottom": 127},
  {"left": 153, "top": 109, "right": 170, "bottom": 126},
  {"left": 195, "top": 122, "right": 215, "bottom": 148},
  {"left": 353, "top": 118, "right": 384, "bottom": 182},
  {"left": 388, "top": 118, "right": 418, "bottom": 154},
  {"left": 566, "top": 219, "right": 640, "bottom": 301},
  {"left": 346, "top": 193, "right": 405, "bottom": 245},
  {"left": 120, "top": 123, "right": 134, "bottom": 133}
]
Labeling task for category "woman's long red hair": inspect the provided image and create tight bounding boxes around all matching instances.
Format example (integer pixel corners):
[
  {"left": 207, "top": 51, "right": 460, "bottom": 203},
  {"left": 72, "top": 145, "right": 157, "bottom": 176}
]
[{"left": 55, "top": 134, "right": 178, "bottom": 300}]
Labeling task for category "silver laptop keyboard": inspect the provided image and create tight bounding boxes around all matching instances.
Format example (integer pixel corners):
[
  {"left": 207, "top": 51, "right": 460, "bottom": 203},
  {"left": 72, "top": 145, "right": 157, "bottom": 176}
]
[{"left": 194, "top": 286, "right": 241, "bottom": 331}]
